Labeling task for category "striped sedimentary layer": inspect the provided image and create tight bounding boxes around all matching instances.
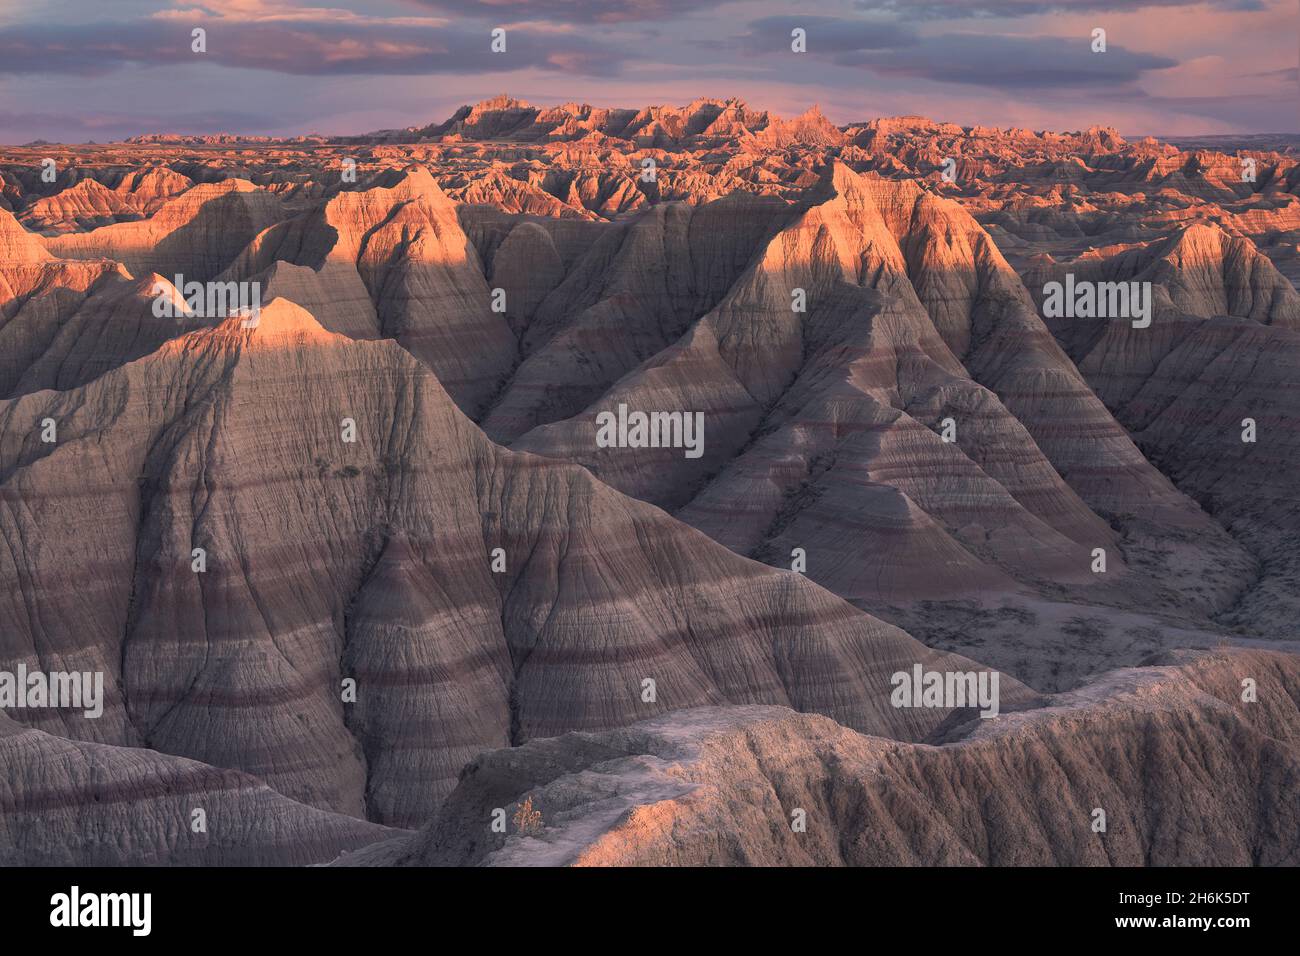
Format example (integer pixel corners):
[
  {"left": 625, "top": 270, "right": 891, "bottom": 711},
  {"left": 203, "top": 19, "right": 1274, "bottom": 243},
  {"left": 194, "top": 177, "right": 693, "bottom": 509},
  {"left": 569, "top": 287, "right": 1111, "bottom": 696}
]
[
  {"left": 0, "top": 711, "right": 397, "bottom": 866},
  {"left": 1027, "top": 222, "right": 1300, "bottom": 633},
  {"left": 0, "top": 299, "right": 1018, "bottom": 830},
  {"left": 504, "top": 164, "right": 1243, "bottom": 611}
]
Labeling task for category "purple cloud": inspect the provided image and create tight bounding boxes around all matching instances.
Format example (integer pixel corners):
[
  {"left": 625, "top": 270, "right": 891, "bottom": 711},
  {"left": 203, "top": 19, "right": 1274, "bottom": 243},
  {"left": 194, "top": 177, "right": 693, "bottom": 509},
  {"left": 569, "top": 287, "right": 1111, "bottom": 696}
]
[
  {"left": 740, "top": 15, "right": 917, "bottom": 54},
  {"left": 853, "top": 0, "right": 1266, "bottom": 18},
  {"left": 399, "top": 0, "right": 723, "bottom": 24},
  {"left": 0, "top": 18, "right": 623, "bottom": 77},
  {"left": 845, "top": 33, "right": 1177, "bottom": 89}
]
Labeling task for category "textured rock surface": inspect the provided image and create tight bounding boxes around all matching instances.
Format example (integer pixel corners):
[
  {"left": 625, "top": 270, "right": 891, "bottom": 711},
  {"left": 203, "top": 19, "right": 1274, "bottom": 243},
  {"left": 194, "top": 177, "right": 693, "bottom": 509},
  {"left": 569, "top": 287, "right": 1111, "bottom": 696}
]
[
  {"left": 0, "top": 712, "right": 398, "bottom": 866},
  {"left": 1, "top": 98, "right": 1297, "bottom": 866},
  {"left": 47, "top": 179, "right": 292, "bottom": 284},
  {"left": 388, "top": 649, "right": 1299, "bottom": 867},
  {"left": 0, "top": 299, "right": 1018, "bottom": 830},
  {"left": 502, "top": 164, "right": 1252, "bottom": 648},
  {"left": 19, "top": 178, "right": 140, "bottom": 234},
  {"left": 1025, "top": 220, "right": 1300, "bottom": 636},
  {"left": 221, "top": 167, "right": 515, "bottom": 417},
  {"left": 0, "top": 207, "right": 170, "bottom": 400}
]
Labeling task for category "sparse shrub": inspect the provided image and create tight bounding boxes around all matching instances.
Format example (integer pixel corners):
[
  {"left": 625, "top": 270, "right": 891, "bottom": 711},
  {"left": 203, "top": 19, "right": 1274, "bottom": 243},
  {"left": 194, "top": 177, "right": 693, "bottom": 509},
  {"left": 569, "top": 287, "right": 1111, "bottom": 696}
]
[{"left": 513, "top": 796, "right": 543, "bottom": 835}]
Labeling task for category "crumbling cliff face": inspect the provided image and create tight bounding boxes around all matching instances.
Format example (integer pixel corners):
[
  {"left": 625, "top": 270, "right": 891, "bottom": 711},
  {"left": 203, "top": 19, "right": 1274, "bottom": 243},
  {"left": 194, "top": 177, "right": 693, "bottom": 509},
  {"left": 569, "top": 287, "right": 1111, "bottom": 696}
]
[{"left": 385, "top": 650, "right": 1299, "bottom": 867}]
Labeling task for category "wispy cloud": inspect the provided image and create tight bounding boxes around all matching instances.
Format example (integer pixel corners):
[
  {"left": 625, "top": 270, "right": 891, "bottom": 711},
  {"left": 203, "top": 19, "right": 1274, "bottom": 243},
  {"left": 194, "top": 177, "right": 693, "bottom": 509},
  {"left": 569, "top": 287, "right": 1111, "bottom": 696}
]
[
  {"left": 740, "top": 15, "right": 917, "bottom": 54},
  {"left": 0, "top": 16, "right": 623, "bottom": 76},
  {"left": 853, "top": 0, "right": 1266, "bottom": 18},
  {"left": 844, "top": 32, "right": 1177, "bottom": 89},
  {"left": 397, "top": 0, "right": 724, "bottom": 25}
]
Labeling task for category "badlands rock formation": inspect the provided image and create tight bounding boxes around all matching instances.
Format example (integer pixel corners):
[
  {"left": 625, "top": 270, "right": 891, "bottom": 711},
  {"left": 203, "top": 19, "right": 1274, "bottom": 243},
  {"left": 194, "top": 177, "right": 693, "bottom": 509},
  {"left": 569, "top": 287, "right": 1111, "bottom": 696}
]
[
  {"left": 0, "top": 711, "right": 396, "bottom": 866},
  {"left": 0, "top": 298, "right": 1018, "bottom": 829},
  {"left": 383, "top": 649, "right": 1298, "bottom": 867},
  {"left": 1, "top": 97, "right": 1297, "bottom": 866},
  {"left": 218, "top": 167, "right": 516, "bottom": 416},
  {"left": 503, "top": 165, "right": 1239, "bottom": 611}
]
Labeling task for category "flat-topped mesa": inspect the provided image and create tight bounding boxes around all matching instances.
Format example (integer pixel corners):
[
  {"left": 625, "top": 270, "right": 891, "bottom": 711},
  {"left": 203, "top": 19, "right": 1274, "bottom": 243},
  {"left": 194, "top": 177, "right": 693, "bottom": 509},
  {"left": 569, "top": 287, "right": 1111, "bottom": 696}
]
[{"left": 377, "top": 97, "right": 855, "bottom": 148}]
